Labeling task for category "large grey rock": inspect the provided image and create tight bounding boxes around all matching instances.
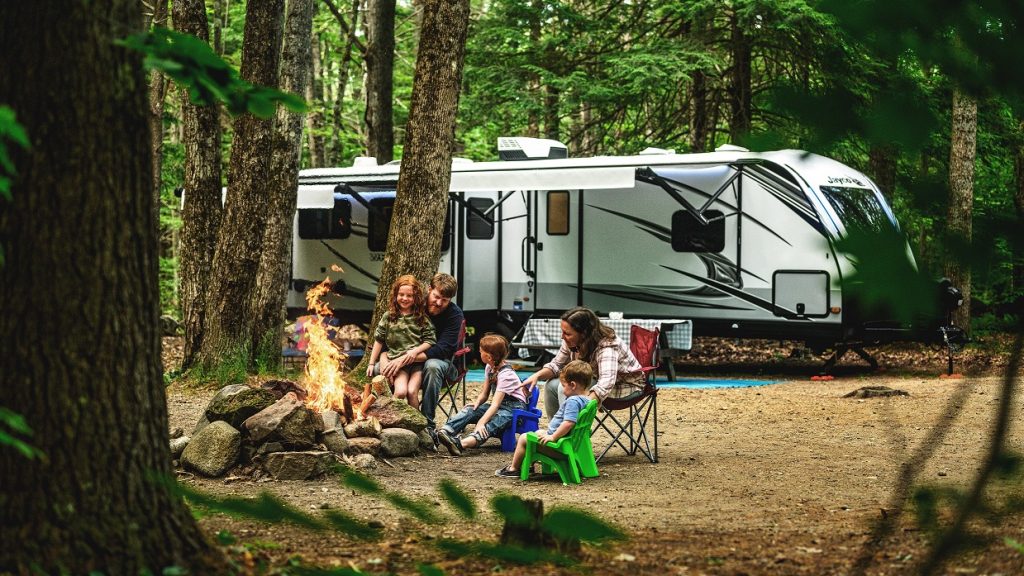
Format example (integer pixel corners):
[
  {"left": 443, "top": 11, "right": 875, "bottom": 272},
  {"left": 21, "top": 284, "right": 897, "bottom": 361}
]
[
  {"left": 321, "top": 430, "right": 349, "bottom": 455},
  {"left": 320, "top": 409, "right": 343, "bottom": 432},
  {"left": 371, "top": 399, "right": 427, "bottom": 433},
  {"left": 181, "top": 421, "right": 240, "bottom": 477},
  {"left": 380, "top": 428, "right": 420, "bottom": 457},
  {"left": 205, "top": 384, "right": 278, "bottom": 430},
  {"left": 344, "top": 437, "right": 381, "bottom": 457},
  {"left": 243, "top": 393, "right": 316, "bottom": 448},
  {"left": 417, "top": 428, "right": 436, "bottom": 451},
  {"left": 350, "top": 453, "right": 377, "bottom": 470},
  {"left": 262, "top": 451, "right": 334, "bottom": 480},
  {"left": 169, "top": 436, "right": 190, "bottom": 458}
]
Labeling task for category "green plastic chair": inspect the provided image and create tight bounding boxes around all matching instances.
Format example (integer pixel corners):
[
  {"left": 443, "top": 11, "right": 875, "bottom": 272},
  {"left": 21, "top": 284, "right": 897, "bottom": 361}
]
[{"left": 519, "top": 399, "right": 599, "bottom": 484}]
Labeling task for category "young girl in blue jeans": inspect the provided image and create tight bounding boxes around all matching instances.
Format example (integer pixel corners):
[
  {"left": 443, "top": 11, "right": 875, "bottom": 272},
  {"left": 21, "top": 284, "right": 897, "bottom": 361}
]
[{"left": 436, "top": 334, "right": 528, "bottom": 456}]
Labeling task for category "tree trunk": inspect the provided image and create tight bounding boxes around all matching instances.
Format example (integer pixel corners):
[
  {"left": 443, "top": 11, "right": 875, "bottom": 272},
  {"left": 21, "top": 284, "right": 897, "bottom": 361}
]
[
  {"left": 250, "top": 0, "right": 315, "bottom": 364},
  {"left": 212, "top": 0, "right": 227, "bottom": 55},
  {"left": 727, "top": 10, "right": 752, "bottom": 143},
  {"left": 306, "top": 28, "right": 326, "bottom": 168},
  {"left": 868, "top": 144, "right": 898, "bottom": 201},
  {"left": 369, "top": 0, "right": 470, "bottom": 328},
  {"left": 147, "top": 0, "right": 169, "bottom": 229},
  {"left": 197, "top": 0, "right": 285, "bottom": 369},
  {"left": 690, "top": 69, "right": 708, "bottom": 152},
  {"left": 945, "top": 87, "right": 976, "bottom": 332},
  {"left": 175, "top": 0, "right": 225, "bottom": 370},
  {"left": 332, "top": 0, "right": 363, "bottom": 163},
  {"left": 543, "top": 84, "right": 560, "bottom": 141},
  {"left": 1013, "top": 124, "right": 1024, "bottom": 298},
  {"left": 0, "top": 2, "right": 224, "bottom": 573},
  {"left": 365, "top": 0, "right": 395, "bottom": 163}
]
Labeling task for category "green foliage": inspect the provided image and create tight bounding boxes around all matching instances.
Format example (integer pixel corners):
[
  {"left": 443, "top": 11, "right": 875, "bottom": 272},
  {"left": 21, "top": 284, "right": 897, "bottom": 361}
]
[
  {"left": 0, "top": 406, "right": 45, "bottom": 460},
  {"left": 835, "top": 226, "right": 939, "bottom": 324},
  {"left": 542, "top": 507, "right": 626, "bottom": 544},
  {"left": 438, "top": 478, "right": 476, "bottom": 519},
  {"left": 186, "top": 343, "right": 251, "bottom": 386},
  {"left": 1007, "top": 537, "right": 1024, "bottom": 554},
  {"left": 119, "top": 27, "right": 307, "bottom": 118},
  {"left": 338, "top": 466, "right": 438, "bottom": 524},
  {"left": 0, "top": 105, "right": 29, "bottom": 202},
  {"left": 416, "top": 563, "right": 445, "bottom": 576},
  {"left": 434, "top": 538, "right": 573, "bottom": 567}
]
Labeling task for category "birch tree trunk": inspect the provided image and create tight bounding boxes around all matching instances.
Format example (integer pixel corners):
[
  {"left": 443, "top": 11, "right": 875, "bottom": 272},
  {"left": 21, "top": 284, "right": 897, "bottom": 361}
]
[
  {"left": 197, "top": 0, "right": 285, "bottom": 369},
  {"left": 365, "top": 0, "right": 395, "bottom": 163},
  {"left": 250, "top": 0, "right": 315, "bottom": 363},
  {"left": 369, "top": 0, "right": 470, "bottom": 328},
  {"left": 0, "top": 2, "right": 224, "bottom": 572},
  {"left": 175, "top": 0, "right": 225, "bottom": 370},
  {"left": 945, "top": 87, "right": 976, "bottom": 333}
]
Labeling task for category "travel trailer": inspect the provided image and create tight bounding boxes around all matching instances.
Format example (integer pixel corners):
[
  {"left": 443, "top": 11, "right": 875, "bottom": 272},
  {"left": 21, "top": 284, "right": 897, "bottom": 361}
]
[{"left": 290, "top": 138, "right": 962, "bottom": 361}]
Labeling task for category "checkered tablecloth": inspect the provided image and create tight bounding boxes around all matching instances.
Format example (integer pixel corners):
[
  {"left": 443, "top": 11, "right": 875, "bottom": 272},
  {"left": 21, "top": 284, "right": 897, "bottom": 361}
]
[{"left": 519, "top": 318, "right": 692, "bottom": 351}]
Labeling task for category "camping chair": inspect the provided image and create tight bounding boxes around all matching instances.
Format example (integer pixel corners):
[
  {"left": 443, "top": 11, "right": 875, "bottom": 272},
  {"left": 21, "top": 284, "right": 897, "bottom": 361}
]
[
  {"left": 519, "top": 399, "right": 600, "bottom": 484},
  {"left": 500, "top": 385, "right": 542, "bottom": 452},
  {"left": 436, "top": 320, "right": 471, "bottom": 419},
  {"left": 593, "top": 324, "right": 659, "bottom": 463}
]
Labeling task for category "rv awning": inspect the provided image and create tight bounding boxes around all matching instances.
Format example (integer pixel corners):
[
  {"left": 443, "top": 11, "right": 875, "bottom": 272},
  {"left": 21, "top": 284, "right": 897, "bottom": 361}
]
[{"left": 448, "top": 166, "right": 636, "bottom": 192}]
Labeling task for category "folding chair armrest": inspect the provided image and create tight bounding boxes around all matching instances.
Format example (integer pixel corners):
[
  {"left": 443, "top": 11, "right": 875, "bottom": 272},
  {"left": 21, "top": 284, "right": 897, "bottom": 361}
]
[{"left": 452, "top": 345, "right": 472, "bottom": 359}]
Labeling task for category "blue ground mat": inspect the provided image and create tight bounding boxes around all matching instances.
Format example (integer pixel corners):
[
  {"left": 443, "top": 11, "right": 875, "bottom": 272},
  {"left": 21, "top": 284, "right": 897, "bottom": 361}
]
[{"left": 465, "top": 368, "right": 778, "bottom": 389}]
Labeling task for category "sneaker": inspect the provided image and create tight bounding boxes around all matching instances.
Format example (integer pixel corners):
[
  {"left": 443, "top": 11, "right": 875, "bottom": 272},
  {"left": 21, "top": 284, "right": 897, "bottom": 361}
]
[
  {"left": 426, "top": 428, "right": 440, "bottom": 453},
  {"left": 437, "top": 428, "right": 462, "bottom": 457},
  {"left": 495, "top": 465, "right": 520, "bottom": 478}
]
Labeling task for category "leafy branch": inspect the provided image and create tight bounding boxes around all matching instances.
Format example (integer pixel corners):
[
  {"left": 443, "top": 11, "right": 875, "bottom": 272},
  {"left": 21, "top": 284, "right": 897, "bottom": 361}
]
[{"left": 118, "top": 27, "right": 307, "bottom": 119}]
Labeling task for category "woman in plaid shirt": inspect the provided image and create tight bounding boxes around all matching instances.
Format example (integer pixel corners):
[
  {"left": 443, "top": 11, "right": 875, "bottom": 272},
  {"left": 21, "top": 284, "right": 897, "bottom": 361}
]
[{"left": 523, "top": 307, "right": 645, "bottom": 419}]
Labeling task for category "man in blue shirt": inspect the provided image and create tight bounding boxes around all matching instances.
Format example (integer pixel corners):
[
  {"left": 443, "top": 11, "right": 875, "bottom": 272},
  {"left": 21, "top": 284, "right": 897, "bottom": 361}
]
[{"left": 379, "top": 273, "right": 463, "bottom": 446}]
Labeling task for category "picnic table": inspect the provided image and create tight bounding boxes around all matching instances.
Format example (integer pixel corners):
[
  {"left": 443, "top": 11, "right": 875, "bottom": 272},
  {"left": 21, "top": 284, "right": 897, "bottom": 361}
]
[{"left": 516, "top": 317, "right": 693, "bottom": 380}]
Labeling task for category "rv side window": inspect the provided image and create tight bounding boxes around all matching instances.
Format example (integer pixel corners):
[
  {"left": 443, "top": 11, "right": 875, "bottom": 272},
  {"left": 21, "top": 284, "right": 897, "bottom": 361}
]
[
  {"left": 368, "top": 197, "right": 395, "bottom": 251},
  {"left": 298, "top": 199, "right": 352, "bottom": 240},
  {"left": 466, "top": 197, "right": 494, "bottom": 239},
  {"left": 671, "top": 209, "right": 725, "bottom": 252},
  {"left": 547, "top": 191, "right": 569, "bottom": 235}
]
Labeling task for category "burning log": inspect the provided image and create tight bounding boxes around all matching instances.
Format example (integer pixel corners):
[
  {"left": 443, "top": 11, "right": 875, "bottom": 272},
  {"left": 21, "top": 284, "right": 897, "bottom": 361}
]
[{"left": 344, "top": 416, "right": 382, "bottom": 438}]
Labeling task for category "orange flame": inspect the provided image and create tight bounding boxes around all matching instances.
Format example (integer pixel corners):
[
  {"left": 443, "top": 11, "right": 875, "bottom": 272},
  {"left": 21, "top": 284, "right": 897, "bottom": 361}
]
[{"left": 302, "top": 278, "right": 353, "bottom": 414}]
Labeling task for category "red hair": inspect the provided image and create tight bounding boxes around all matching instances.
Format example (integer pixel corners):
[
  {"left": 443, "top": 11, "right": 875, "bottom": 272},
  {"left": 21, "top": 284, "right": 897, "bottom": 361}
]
[{"left": 388, "top": 274, "right": 428, "bottom": 327}]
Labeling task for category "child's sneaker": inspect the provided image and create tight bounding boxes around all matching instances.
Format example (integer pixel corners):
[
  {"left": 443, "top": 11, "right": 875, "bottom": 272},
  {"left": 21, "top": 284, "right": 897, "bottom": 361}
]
[
  {"left": 437, "top": 428, "right": 462, "bottom": 456},
  {"left": 494, "top": 465, "right": 520, "bottom": 478}
]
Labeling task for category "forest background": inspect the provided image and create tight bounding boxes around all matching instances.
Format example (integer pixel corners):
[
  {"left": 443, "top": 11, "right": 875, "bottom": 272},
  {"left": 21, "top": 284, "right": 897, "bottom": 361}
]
[{"left": 151, "top": 0, "right": 1023, "bottom": 334}]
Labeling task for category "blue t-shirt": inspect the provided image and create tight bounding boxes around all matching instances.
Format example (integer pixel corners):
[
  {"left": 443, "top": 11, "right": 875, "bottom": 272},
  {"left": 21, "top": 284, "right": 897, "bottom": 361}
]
[{"left": 546, "top": 395, "right": 590, "bottom": 435}]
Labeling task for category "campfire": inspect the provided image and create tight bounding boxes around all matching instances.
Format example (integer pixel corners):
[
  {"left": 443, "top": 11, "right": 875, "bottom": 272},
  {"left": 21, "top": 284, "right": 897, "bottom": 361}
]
[
  {"left": 301, "top": 278, "right": 357, "bottom": 419},
  {"left": 174, "top": 277, "right": 432, "bottom": 480}
]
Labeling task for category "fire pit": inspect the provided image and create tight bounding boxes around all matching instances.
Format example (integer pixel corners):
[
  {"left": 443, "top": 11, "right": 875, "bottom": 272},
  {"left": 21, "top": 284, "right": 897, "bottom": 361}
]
[{"left": 175, "top": 279, "right": 432, "bottom": 480}]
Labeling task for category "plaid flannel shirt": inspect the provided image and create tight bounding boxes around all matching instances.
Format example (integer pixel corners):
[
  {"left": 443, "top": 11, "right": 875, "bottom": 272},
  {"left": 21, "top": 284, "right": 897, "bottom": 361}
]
[{"left": 543, "top": 336, "right": 644, "bottom": 401}]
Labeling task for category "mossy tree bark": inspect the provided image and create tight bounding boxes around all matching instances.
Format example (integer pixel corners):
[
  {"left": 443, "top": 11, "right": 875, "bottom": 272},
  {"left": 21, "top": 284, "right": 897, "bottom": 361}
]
[
  {"left": 368, "top": 0, "right": 470, "bottom": 331},
  {"left": 197, "top": 0, "right": 285, "bottom": 370},
  {"left": 250, "top": 0, "right": 315, "bottom": 365},
  {"left": 0, "top": 2, "right": 225, "bottom": 573},
  {"left": 175, "top": 0, "right": 225, "bottom": 371}
]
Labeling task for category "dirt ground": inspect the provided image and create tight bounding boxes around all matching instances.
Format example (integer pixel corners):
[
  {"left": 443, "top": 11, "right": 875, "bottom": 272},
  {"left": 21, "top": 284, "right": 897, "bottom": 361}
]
[{"left": 164, "top": 337, "right": 1024, "bottom": 575}]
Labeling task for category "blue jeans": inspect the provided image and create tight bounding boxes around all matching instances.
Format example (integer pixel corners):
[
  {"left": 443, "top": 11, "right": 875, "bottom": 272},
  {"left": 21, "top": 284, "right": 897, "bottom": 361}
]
[
  {"left": 420, "top": 358, "right": 458, "bottom": 429},
  {"left": 442, "top": 398, "right": 529, "bottom": 443}
]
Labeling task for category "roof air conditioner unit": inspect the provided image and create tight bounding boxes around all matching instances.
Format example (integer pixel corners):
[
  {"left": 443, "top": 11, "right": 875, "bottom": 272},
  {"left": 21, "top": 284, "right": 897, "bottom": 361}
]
[{"left": 497, "top": 137, "right": 568, "bottom": 161}]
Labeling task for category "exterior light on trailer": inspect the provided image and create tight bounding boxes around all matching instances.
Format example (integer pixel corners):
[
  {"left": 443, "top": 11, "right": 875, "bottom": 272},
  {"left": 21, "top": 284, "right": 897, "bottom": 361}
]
[{"left": 830, "top": 307, "right": 841, "bottom": 314}]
